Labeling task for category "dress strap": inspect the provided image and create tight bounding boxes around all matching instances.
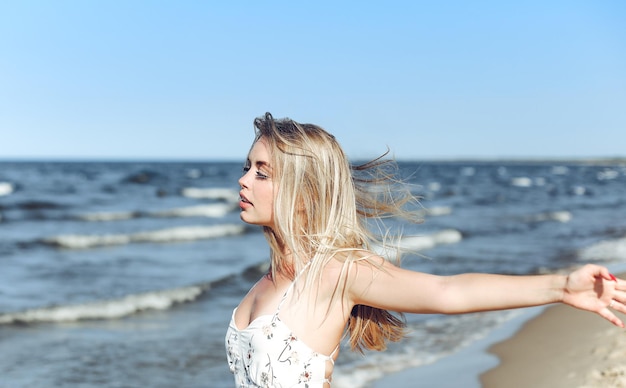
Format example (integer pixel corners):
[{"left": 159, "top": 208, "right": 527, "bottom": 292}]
[
  {"left": 327, "top": 343, "right": 340, "bottom": 364},
  {"left": 275, "top": 261, "right": 311, "bottom": 315}
]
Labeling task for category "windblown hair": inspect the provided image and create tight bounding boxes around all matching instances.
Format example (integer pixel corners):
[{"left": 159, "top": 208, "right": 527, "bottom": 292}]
[{"left": 252, "top": 112, "right": 420, "bottom": 353}]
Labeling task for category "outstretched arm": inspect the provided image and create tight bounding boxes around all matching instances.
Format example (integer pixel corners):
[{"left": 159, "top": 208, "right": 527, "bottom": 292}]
[{"left": 350, "top": 259, "right": 626, "bottom": 327}]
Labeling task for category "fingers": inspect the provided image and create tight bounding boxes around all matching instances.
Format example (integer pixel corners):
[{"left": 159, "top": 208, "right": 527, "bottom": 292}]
[
  {"left": 608, "top": 275, "right": 626, "bottom": 308},
  {"left": 596, "top": 266, "right": 622, "bottom": 284},
  {"left": 604, "top": 286, "right": 626, "bottom": 327},
  {"left": 608, "top": 289, "right": 626, "bottom": 311},
  {"left": 613, "top": 275, "right": 626, "bottom": 290},
  {"left": 601, "top": 298, "right": 625, "bottom": 328},
  {"left": 597, "top": 268, "right": 626, "bottom": 327},
  {"left": 580, "top": 264, "right": 616, "bottom": 284},
  {"left": 604, "top": 312, "right": 624, "bottom": 328},
  {"left": 602, "top": 305, "right": 626, "bottom": 328}
]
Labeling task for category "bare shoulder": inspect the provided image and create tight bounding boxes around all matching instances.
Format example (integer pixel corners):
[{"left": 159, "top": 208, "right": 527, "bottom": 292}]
[
  {"left": 344, "top": 249, "right": 401, "bottom": 278},
  {"left": 324, "top": 249, "right": 390, "bottom": 277},
  {"left": 325, "top": 250, "right": 400, "bottom": 294},
  {"left": 340, "top": 251, "right": 445, "bottom": 313}
]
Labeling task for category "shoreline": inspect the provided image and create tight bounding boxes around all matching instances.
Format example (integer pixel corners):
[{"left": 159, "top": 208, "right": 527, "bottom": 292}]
[
  {"left": 372, "top": 271, "right": 626, "bottom": 388},
  {"left": 481, "top": 272, "right": 626, "bottom": 388},
  {"left": 371, "top": 306, "right": 546, "bottom": 388}
]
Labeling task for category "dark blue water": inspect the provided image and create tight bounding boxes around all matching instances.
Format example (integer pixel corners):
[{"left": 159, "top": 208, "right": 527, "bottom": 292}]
[{"left": 1, "top": 160, "right": 625, "bottom": 387}]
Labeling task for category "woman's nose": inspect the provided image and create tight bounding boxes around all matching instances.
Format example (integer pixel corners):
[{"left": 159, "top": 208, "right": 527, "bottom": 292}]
[{"left": 238, "top": 173, "right": 248, "bottom": 189}]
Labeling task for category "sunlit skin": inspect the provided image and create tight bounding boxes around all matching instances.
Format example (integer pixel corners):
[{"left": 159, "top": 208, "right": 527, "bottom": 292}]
[
  {"left": 226, "top": 114, "right": 626, "bottom": 388},
  {"left": 238, "top": 137, "right": 276, "bottom": 229},
  {"left": 235, "top": 139, "right": 626, "bottom": 336}
]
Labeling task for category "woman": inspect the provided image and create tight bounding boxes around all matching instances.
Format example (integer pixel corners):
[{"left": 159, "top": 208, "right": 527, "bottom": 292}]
[{"left": 225, "top": 113, "right": 625, "bottom": 388}]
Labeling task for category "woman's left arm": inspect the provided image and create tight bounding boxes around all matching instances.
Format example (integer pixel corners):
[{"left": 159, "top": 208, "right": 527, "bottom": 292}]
[
  {"left": 350, "top": 260, "right": 626, "bottom": 327},
  {"left": 441, "top": 264, "right": 626, "bottom": 327}
]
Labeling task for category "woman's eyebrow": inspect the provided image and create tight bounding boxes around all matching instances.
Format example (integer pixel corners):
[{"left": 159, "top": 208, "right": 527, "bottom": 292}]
[{"left": 254, "top": 160, "right": 271, "bottom": 170}]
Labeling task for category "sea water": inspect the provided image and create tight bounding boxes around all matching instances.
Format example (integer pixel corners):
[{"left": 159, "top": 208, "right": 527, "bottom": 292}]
[{"left": 1, "top": 160, "right": 625, "bottom": 387}]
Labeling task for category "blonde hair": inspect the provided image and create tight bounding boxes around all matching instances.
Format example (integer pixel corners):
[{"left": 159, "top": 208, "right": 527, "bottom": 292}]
[{"left": 252, "top": 112, "right": 420, "bottom": 353}]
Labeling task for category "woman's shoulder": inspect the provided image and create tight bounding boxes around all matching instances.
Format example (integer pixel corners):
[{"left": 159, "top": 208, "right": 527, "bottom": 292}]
[{"left": 322, "top": 250, "right": 397, "bottom": 290}]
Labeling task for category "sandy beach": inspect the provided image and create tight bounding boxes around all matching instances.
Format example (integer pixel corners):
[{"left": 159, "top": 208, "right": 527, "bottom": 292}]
[
  {"left": 481, "top": 272, "right": 626, "bottom": 388},
  {"left": 372, "top": 272, "right": 626, "bottom": 388}
]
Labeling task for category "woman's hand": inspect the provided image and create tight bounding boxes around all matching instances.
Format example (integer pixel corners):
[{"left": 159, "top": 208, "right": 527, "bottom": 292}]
[{"left": 563, "top": 264, "right": 626, "bottom": 327}]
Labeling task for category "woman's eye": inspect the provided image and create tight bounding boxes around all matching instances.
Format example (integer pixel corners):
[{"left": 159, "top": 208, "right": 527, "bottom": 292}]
[
  {"left": 256, "top": 171, "right": 269, "bottom": 179},
  {"left": 242, "top": 166, "right": 251, "bottom": 174}
]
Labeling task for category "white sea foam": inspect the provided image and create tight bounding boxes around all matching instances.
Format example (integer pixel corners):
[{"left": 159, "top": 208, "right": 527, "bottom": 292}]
[
  {"left": 181, "top": 187, "right": 239, "bottom": 202},
  {"left": 44, "top": 224, "right": 246, "bottom": 249},
  {"left": 333, "top": 351, "right": 440, "bottom": 388},
  {"left": 511, "top": 177, "right": 533, "bottom": 187},
  {"left": 0, "top": 284, "right": 209, "bottom": 324},
  {"left": 398, "top": 229, "right": 462, "bottom": 251},
  {"left": 579, "top": 237, "right": 626, "bottom": 262},
  {"left": 77, "top": 203, "right": 236, "bottom": 222},
  {"left": 427, "top": 182, "right": 441, "bottom": 192},
  {"left": 551, "top": 166, "right": 569, "bottom": 175},
  {"left": 76, "top": 211, "right": 137, "bottom": 222},
  {"left": 420, "top": 206, "right": 452, "bottom": 217},
  {"left": 149, "top": 203, "right": 236, "bottom": 218},
  {"left": 47, "top": 234, "right": 133, "bottom": 249},
  {"left": 186, "top": 168, "right": 202, "bottom": 179},
  {"left": 333, "top": 310, "right": 517, "bottom": 388},
  {"left": 0, "top": 182, "right": 14, "bottom": 196},
  {"left": 524, "top": 211, "right": 572, "bottom": 223},
  {"left": 375, "top": 229, "right": 462, "bottom": 258},
  {"left": 597, "top": 169, "right": 619, "bottom": 181},
  {"left": 131, "top": 224, "right": 245, "bottom": 243}
]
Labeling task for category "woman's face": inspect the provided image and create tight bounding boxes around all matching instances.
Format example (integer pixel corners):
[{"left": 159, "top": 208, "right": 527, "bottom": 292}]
[{"left": 238, "top": 137, "right": 276, "bottom": 228}]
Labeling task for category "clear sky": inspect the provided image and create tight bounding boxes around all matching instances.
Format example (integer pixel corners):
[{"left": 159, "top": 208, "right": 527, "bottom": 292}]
[{"left": 1, "top": 1, "right": 625, "bottom": 161}]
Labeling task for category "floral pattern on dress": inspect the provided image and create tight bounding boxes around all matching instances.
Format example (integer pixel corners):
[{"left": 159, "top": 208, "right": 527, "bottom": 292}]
[
  {"left": 226, "top": 313, "right": 336, "bottom": 387},
  {"left": 225, "top": 263, "right": 337, "bottom": 387}
]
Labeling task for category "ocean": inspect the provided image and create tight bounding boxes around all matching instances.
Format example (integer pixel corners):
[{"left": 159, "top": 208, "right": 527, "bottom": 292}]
[{"left": 1, "top": 160, "right": 626, "bottom": 388}]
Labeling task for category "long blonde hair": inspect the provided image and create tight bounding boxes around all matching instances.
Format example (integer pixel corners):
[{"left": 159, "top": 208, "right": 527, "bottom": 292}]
[{"left": 252, "top": 112, "right": 420, "bottom": 353}]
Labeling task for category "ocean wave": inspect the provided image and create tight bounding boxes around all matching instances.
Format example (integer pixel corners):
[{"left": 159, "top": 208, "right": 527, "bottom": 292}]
[
  {"left": 181, "top": 187, "right": 239, "bottom": 202},
  {"left": 598, "top": 169, "right": 620, "bottom": 181},
  {"left": 398, "top": 229, "right": 462, "bottom": 251},
  {"left": 523, "top": 211, "right": 572, "bottom": 223},
  {"left": 578, "top": 237, "right": 626, "bottom": 262},
  {"left": 14, "top": 200, "right": 67, "bottom": 210},
  {"left": 76, "top": 211, "right": 138, "bottom": 222},
  {"left": 375, "top": 229, "right": 463, "bottom": 258},
  {"left": 149, "top": 203, "right": 237, "bottom": 218},
  {"left": 76, "top": 203, "right": 237, "bottom": 222},
  {"left": 43, "top": 223, "right": 246, "bottom": 249},
  {"left": 419, "top": 206, "right": 452, "bottom": 217},
  {"left": 333, "top": 310, "right": 518, "bottom": 388},
  {"left": 0, "top": 284, "right": 210, "bottom": 324},
  {"left": 0, "top": 182, "right": 14, "bottom": 196},
  {"left": 460, "top": 167, "right": 475, "bottom": 176},
  {"left": 121, "top": 169, "right": 166, "bottom": 185},
  {"left": 0, "top": 261, "right": 270, "bottom": 325},
  {"left": 551, "top": 166, "right": 569, "bottom": 175},
  {"left": 511, "top": 177, "right": 533, "bottom": 187}
]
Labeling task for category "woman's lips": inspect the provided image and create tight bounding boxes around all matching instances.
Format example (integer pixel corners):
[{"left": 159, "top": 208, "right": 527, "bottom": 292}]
[{"left": 239, "top": 192, "right": 252, "bottom": 208}]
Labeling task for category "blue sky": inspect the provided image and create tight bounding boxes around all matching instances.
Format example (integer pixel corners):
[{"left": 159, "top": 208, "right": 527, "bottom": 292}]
[{"left": 1, "top": 1, "right": 625, "bottom": 161}]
